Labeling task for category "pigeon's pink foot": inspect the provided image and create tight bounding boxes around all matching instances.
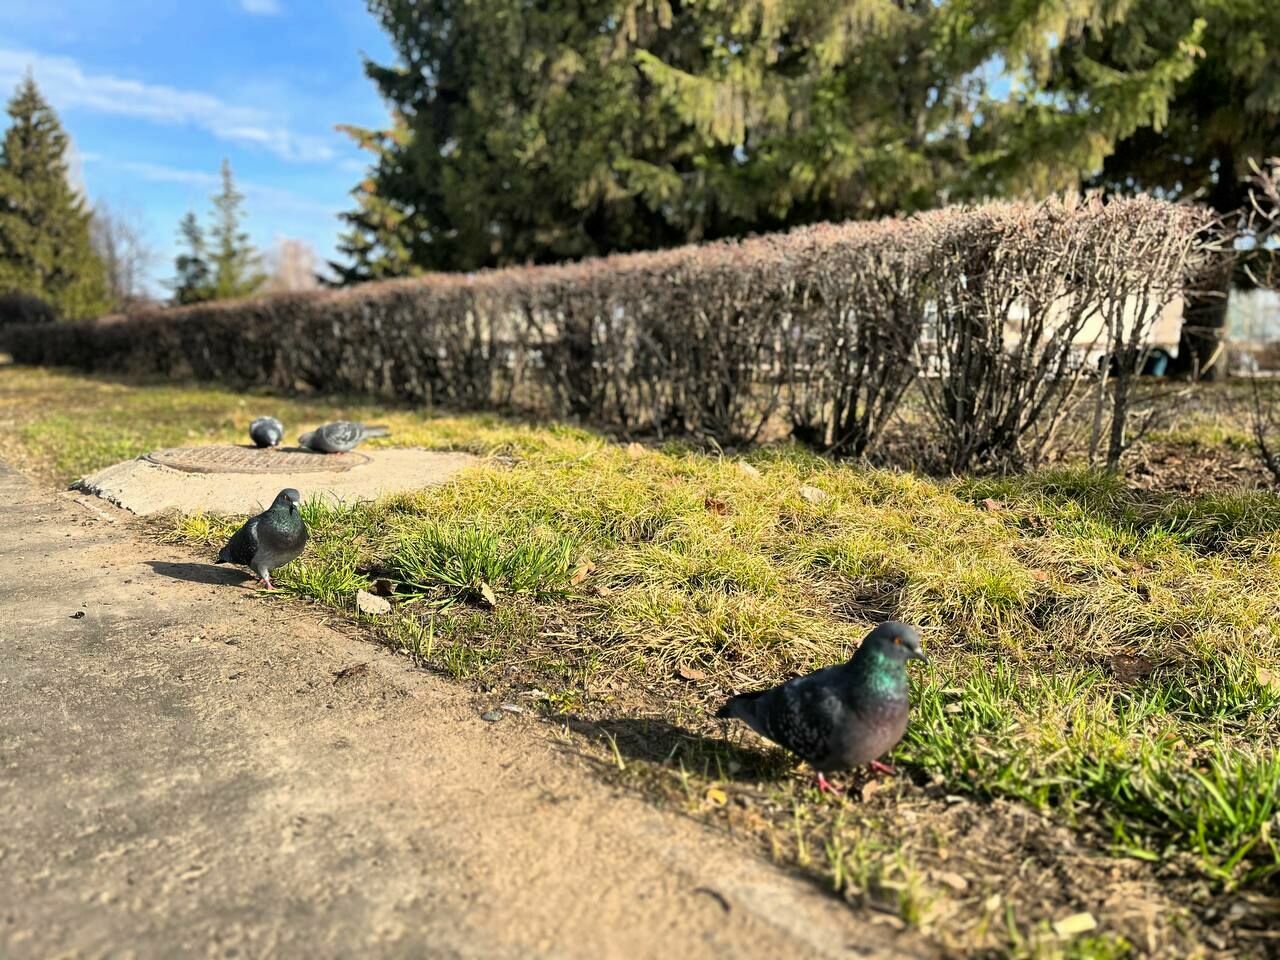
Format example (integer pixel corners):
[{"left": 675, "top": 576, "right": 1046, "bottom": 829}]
[
  {"left": 869, "top": 759, "right": 896, "bottom": 776},
  {"left": 816, "top": 772, "right": 843, "bottom": 795}
]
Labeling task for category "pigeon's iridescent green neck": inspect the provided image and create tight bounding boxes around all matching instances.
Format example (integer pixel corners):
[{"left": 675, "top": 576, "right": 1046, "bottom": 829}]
[{"left": 855, "top": 647, "right": 909, "bottom": 700}]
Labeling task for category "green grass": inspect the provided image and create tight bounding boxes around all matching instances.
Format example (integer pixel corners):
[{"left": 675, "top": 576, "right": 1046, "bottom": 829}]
[{"left": 4, "top": 366, "right": 1279, "bottom": 955}]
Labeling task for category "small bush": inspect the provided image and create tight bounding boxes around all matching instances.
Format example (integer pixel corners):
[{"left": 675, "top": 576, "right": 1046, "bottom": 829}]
[{"left": 0, "top": 291, "right": 58, "bottom": 328}]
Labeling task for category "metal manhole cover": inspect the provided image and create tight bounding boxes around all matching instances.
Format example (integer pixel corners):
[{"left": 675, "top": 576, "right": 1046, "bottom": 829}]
[{"left": 143, "top": 445, "right": 372, "bottom": 474}]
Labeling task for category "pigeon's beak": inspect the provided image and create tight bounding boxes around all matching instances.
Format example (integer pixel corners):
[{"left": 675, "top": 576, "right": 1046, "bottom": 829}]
[{"left": 909, "top": 647, "right": 929, "bottom": 664}]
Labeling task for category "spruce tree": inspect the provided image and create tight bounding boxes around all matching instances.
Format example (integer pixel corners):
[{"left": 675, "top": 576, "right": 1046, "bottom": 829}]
[
  {"left": 0, "top": 75, "right": 109, "bottom": 319},
  {"left": 980, "top": 0, "right": 1280, "bottom": 377},
  {"left": 207, "top": 159, "right": 265, "bottom": 300},
  {"left": 168, "top": 160, "right": 264, "bottom": 304},
  {"left": 327, "top": 120, "right": 422, "bottom": 285},
  {"left": 170, "top": 211, "right": 212, "bottom": 305},
  {"left": 332, "top": 0, "right": 1001, "bottom": 277}
]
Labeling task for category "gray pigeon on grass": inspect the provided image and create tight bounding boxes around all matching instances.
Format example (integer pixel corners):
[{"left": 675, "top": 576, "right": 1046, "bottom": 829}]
[
  {"left": 249, "top": 416, "right": 284, "bottom": 448},
  {"left": 215, "top": 488, "right": 308, "bottom": 590},
  {"left": 716, "top": 621, "right": 927, "bottom": 792},
  {"left": 298, "top": 421, "right": 390, "bottom": 453}
]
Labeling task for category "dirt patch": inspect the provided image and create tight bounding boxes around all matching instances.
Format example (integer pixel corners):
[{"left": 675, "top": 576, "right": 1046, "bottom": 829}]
[
  {"left": 74, "top": 446, "right": 479, "bottom": 515},
  {"left": 1125, "top": 439, "right": 1273, "bottom": 494}
]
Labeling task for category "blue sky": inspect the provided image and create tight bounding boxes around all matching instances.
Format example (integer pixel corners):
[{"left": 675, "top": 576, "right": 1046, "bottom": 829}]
[{"left": 0, "top": 0, "right": 396, "bottom": 293}]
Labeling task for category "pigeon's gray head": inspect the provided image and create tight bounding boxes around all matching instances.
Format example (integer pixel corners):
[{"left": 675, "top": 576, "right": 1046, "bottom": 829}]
[
  {"left": 272, "top": 488, "right": 302, "bottom": 512},
  {"left": 298, "top": 430, "right": 315, "bottom": 449},
  {"left": 857, "top": 621, "right": 927, "bottom": 665}
]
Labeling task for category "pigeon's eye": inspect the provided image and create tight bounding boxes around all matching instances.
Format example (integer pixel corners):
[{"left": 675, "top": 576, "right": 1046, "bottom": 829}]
[{"left": 893, "top": 636, "right": 902, "bottom": 645}]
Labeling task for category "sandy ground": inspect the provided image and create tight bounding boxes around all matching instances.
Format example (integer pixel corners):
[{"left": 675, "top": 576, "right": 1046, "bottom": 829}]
[
  {"left": 0, "top": 461, "right": 928, "bottom": 959},
  {"left": 75, "top": 447, "right": 479, "bottom": 515}
]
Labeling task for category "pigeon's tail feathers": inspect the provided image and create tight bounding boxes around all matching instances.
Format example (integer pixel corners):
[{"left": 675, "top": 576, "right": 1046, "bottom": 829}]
[
  {"left": 363, "top": 424, "right": 391, "bottom": 438},
  {"left": 716, "top": 689, "right": 765, "bottom": 720}
]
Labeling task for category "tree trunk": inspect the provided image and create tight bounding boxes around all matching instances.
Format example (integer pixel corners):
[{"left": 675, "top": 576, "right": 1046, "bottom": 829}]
[
  {"left": 1172, "top": 144, "right": 1241, "bottom": 381},
  {"left": 1174, "top": 257, "right": 1233, "bottom": 381}
]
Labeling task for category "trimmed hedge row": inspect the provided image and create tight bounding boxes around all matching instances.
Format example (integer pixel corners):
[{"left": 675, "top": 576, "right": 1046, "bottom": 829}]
[{"left": 4, "top": 196, "right": 1210, "bottom": 469}]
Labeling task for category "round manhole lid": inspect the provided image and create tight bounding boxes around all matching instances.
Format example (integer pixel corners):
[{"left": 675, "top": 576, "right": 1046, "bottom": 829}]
[{"left": 143, "top": 445, "right": 372, "bottom": 474}]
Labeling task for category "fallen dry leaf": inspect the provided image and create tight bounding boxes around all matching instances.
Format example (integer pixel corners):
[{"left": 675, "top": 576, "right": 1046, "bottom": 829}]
[
  {"left": 860, "top": 779, "right": 883, "bottom": 803},
  {"left": 676, "top": 664, "right": 707, "bottom": 682},
  {"left": 982, "top": 498, "right": 1004, "bottom": 512},
  {"left": 478, "top": 582, "right": 498, "bottom": 607},
  {"left": 705, "top": 787, "right": 728, "bottom": 808},
  {"left": 798, "top": 485, "right": 831, "bottom": 505},
  {"left": 570, "top": 558, "right": 595, "bottom": 586},
  {"left": 1029, "top": 569, "right": 1049, "bottom": 583},
  {"left": 704, "top": 496, "right": 729, "bottom": 515},
  {"left": 355, "top": 589, "right": 392, "bottom": 616},
  {"left": 737, "top": 461, "right": 761, "bottom": 478},
  {"left": 1257, "top": 666, "right": 1280, "bottom": 694},
  {"left": 934, "top": 871, "right": 969, "bottom": 893},
  {"left": 1052, "top": 912, "right": 1097, "bottom": 938}
]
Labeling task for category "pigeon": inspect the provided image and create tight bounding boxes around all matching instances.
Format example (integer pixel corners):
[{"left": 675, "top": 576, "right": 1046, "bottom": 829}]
[
  {"left": 716, "top": 621, "right": 927, "bottom": 792},
  {"left": 298, "top": 421, "right": 390, "bottom": 453},
  {"left": 215, "top": 488, "right": 308, "bottom": 590},
  {"left": 249, "top": 416, "right": 284, "bottom": 448}
]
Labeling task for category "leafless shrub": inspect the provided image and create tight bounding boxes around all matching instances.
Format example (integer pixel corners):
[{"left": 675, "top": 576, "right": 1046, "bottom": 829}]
[
  {"left": 914, "top": 201, "right": 1108, "bottom": 472},
  {"left": 4, "top": 197, "right": 1206, "bottom": 469},
  {"left": 1080, "top": 198, "right": 1215, "bottom": 469},
  {"left": 0, "top": 291, "right": 58, "bottom": 328},
  {"left": 785, "top": 219, "right": 930, "bottom": 456}
]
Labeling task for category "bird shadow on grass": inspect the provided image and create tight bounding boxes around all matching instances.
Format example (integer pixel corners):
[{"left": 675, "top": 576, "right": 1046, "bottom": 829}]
[
  {"left": 561, "top": 714, "right": 795, "bottom": 785},
  {"left": 146, "top": 561, "right": 251, "bottom": 587}
]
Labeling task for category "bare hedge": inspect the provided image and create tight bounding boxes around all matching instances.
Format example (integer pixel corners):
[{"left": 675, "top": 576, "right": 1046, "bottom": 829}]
[{"left": 3, "top": 196, "right": 1211, "bottom": 470}]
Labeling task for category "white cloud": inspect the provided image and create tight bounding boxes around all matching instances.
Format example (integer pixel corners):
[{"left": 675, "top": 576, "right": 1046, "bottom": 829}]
[
  {"left": 240, "top": 0, "right": 283, "bottom": 15},
  {"left": 0, "top": 48, "right": 334, "bottom": 163}
]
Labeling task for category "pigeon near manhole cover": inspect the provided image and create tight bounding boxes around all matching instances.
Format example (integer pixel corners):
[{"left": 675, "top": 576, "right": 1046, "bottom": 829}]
[{"left": 143, "top": 445, "right": 372, "bottom": 475}]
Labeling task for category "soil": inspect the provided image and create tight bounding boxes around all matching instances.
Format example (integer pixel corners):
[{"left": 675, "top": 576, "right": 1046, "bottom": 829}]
[{"left": 0, "top": 460, "right": 927, "bottom": 959}]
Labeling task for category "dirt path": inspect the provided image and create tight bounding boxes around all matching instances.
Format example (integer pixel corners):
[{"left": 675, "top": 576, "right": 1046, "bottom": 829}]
[{"left": 0, "top": 463, "right": 927, "bottom": 959}]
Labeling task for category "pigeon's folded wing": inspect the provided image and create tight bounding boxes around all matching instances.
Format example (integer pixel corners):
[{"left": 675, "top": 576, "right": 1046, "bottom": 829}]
[
  {"left": 220, "top": 517, "right": 260, "bottom": 566},
  {"left": 761, "top": 670, "right": 844, "bottom": 765}
]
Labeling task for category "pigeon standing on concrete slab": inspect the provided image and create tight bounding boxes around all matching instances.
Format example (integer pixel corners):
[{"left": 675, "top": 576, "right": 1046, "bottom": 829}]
[
  {"left": 215, "top": 488, "right": 308, "bottom": 590},
  {"left": 716, "top": 621, "right": 927, "bottom": 792},
  {"left": 249, "top": 416, "right": 284, "bottom": 448},
  {"left": 298, "top": 421, "right": 390, "bottom": 453}
]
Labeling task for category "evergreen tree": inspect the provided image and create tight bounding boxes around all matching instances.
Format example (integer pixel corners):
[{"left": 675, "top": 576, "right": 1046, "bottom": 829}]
[
  {"left": 979, "top": 0, "right": 1280, "bottom": 376},
  {"left": 331, "top": 1, "right": 1025, "bottom": 277},
  {"left": 207, "top": 159, "right": 265, "bottom": 300},
  {"left": 168, "top": 160, "right": 264, "bottom": 304},
  {"left": 327, "top": 120, "right": 422, "bottom": 285},
  {"left": 0, "top": 75, "right": 109, "bottom": 319},
  {"left": 170, "top": 210, "right": 212, "bottom": 305},
  {"left": 334, "top": 0, "right": 1279, "bottom": 316}
]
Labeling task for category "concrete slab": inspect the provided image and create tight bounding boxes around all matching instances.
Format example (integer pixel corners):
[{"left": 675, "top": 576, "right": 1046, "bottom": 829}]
[{"left": 74, "top": 445, "right": 480, "bottom": 515}]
